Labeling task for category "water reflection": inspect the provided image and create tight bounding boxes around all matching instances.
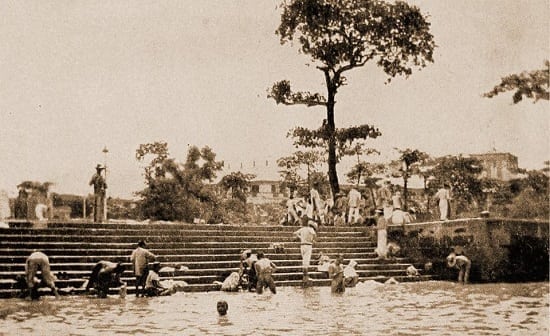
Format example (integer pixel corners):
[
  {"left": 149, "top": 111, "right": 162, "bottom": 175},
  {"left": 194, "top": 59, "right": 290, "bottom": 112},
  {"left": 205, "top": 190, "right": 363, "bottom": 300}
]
[{"left": 1, "top": 282, "right": 548, "bottom": 335}]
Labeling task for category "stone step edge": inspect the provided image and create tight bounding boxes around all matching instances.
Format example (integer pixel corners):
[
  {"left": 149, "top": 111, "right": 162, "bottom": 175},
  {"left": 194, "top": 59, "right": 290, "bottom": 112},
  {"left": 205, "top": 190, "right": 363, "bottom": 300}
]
[{"left": 0, "top": 275, "right": 435, "bottom": 298}]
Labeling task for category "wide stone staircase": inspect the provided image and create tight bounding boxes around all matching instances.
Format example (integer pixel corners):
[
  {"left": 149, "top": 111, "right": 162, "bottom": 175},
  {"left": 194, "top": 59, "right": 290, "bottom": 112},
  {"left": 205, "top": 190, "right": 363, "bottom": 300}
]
[{"left": 0, "top": 221, "right": 431, "bottom": 298}]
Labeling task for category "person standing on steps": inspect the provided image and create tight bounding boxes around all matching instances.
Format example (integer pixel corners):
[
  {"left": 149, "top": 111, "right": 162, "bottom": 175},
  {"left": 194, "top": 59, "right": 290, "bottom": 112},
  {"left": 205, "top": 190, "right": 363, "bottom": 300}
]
[
  {"left": 293, "top": 220, "right": 317, "bottom": 287},
  {"left": 239, "top": 249, "right": 258, "bottom": 291},
  {"left": 254, "top": 251, "right": 277, "bottom": 295},
  {"left": 377, "top": 180, "right": 393, "bottom": 221},
  {"left": 310, "top": 185, "right": 324, "bottom": 224},
  {"left": 374, "top": 209, "right": 388, "bottom": 260},
  {"left": 434, "top": 183, "right": 452, "bottom": 221},
  {"left": 130, "top": 240, "right": 156, "bottom": 297},
  {"left": 347, "top": 187, "right": 362, "bottom": 225},
  {"left": 89, "top": 164, "right": 107, "bottom": 223}
]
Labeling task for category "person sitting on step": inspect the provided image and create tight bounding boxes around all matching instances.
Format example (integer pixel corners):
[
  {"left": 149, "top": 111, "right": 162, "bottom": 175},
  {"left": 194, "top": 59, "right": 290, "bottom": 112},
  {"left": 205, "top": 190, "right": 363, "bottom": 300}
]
[
  {"left": 343, "top": 259, "right": 359, "bottom": 287},
  {"left": 144, "top": 262, "right": 176, "bottom": 296},
  {"left": 328, "top": 254, "right": 346, "bottom": 294}
]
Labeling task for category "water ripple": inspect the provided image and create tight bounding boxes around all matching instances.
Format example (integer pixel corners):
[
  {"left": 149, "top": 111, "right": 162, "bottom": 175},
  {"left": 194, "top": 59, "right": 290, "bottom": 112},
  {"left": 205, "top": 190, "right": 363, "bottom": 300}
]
[{"left": 0, "top": 282, "right": 548, "bottom": 335}]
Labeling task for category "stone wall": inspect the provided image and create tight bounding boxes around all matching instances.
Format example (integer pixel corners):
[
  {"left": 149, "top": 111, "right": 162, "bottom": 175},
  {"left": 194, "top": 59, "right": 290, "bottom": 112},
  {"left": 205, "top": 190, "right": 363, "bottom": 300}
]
[{"left": 388, "top": 218, "right": 549, "bottom": 282}]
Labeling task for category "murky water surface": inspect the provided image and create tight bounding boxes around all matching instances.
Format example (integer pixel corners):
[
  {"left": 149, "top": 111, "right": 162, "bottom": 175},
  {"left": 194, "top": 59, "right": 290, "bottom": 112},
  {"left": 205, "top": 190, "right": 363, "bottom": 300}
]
[{"left": 0, "top": 281, "right": 548, "bottom": 335}]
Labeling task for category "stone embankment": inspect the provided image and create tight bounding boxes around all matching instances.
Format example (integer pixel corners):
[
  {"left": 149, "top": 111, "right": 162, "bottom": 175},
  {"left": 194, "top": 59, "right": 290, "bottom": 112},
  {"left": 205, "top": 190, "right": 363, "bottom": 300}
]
[
  {"left": 0, "top": 221, "right": 431, "bottom": 298},
  {"left": 388, "top": 218, "right": 549, "bottom": 282}
]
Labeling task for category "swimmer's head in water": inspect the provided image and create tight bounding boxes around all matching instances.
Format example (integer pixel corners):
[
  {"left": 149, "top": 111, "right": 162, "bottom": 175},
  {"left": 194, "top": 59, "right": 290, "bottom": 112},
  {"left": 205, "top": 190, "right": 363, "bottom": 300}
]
[{"left": 217, "top": 300, "right": 228, "bottom": 316}]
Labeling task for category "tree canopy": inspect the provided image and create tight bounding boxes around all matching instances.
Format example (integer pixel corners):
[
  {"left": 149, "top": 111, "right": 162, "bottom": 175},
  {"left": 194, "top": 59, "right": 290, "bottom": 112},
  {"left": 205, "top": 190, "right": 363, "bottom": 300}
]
[
  {"left": 269, "top": 0, "right": 435, "bottom": 197},
  {"left": 427, "top": 155, "right": 483, "bottom": 215},
  {"left": 219, "top": 171, "right": 256, "bottom": 202},
  {"left": 135, "top": 142, "right": 224, "bottom": 222},
  {"left": 484, "top": 60, "right": 549, "bottom": 104}
]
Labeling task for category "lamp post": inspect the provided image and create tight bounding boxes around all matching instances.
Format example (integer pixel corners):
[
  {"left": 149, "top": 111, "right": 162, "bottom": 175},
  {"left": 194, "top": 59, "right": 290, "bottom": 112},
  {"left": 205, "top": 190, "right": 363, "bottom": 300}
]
[{"left": 102, "top": 146, "right": 109, "bottom": 222}]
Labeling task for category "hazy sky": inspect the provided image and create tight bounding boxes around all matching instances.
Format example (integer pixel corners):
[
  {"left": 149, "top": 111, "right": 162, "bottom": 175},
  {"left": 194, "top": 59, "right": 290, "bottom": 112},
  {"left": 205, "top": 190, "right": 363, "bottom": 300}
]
[{"left": 0, "top": 1, "right": 548, "bottom": 198}]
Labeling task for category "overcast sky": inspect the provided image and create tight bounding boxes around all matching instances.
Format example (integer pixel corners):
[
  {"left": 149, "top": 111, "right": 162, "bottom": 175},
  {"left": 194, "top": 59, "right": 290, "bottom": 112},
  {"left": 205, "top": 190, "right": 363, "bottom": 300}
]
[{"left": 0, "top": 0, "right": 548, "bottom": 198}]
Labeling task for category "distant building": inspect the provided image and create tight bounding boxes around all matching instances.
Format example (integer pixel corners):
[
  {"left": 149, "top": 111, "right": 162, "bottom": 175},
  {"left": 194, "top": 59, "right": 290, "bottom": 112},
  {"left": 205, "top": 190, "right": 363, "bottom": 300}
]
[
  {"left": 219, "top": 160, "right": 286, "bottom": 205},
  {"left": 471, "top": 152, "right": 519, "bottom": 181}
]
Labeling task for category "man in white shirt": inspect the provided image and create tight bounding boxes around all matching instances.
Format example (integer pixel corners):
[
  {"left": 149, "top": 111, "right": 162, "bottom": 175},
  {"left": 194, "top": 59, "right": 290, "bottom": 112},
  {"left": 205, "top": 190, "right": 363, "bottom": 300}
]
[
  {"left": 293, "top": 221, "right": 317, "bottom": 286},
  {"left": 348, "top": 188, "right": 361, "bottom": 224}
]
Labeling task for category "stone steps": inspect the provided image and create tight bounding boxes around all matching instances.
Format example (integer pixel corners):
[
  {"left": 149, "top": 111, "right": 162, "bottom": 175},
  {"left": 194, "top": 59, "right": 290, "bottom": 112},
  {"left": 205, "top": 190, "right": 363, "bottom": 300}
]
[
  {"left": 0, "top": 241, "right": 376, "bottom": 250},
  {"left": 0, "top": 251, "right": 380, "bottom": 263},
  {"left": 0, "top": 221, "right": 431, "bottom": 298},
  {"left": 0, "top": 246, "right": 375, "bottom": 256},
  {"left": 0, "top": 256, "right": 405, "bottom": 272},
  {"left": 0, "top": 267, "right": 415, "bottom": 288},
  {"left": 0, "top": 235, "right": 369, "bottom": 243},
  {"left": 44, "top": 222, "right": 370, "bottom": 231}
]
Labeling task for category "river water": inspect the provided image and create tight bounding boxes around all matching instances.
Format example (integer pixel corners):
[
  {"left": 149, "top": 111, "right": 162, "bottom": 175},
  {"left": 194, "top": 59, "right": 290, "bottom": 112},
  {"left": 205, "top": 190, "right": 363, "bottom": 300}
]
[{"left": 0, "top": 281, "right": 548, "bottom": 336}]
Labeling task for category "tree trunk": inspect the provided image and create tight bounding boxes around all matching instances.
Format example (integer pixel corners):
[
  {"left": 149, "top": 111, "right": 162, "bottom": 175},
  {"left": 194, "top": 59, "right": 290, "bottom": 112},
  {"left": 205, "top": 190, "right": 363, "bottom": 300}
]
[
  {"left": 326, "top": 80, "right": 339, "bottom": 198},
  {"left": 403, "top": 172, "right": 409, "bottom": 209}
]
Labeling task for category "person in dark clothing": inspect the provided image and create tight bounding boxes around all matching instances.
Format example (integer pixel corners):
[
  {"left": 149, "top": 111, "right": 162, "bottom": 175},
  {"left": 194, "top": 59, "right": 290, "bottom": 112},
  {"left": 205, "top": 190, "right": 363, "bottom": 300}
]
[{"left": 86, "top": 261, "right": 125, "bottom": 298}]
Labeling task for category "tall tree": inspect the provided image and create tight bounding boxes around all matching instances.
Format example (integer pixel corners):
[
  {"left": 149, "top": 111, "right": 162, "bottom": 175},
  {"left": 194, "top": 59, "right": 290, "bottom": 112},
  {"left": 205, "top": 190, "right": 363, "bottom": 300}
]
[
  {"left": 484, "top": 60, "right": 549, "bottom": 104},
  {"left": 395, "top": 148, "right": 429, "bottom": 208},
  {"left": 269, "top": 0, "right": 435, "bottom": 197}
]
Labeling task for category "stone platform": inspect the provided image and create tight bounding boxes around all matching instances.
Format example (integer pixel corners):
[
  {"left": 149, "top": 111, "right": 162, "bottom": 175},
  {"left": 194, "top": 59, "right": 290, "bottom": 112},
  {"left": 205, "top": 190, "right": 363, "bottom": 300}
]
[{"left": 0, "top": 221, "right": 432, "bottom": 298}]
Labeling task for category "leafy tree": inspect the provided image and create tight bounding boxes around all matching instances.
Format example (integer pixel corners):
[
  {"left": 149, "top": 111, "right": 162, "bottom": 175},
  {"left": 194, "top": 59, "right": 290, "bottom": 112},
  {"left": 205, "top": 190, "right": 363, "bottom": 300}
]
[
  {"left": 522, "top": 170, "right": 549, "bottom": 195},
  {"left": 135, "top": 141, "right": 170, "bottom": 183},
  {"left": 507, "top": 187, "right": 549, "bottom": 219},
  {"left": 394, "top": 148, "right": 429, "bottom": 208},
  {"left": 277, "top": 150, "right": 324, "bottom": 192},
  {"left": 344, "top": 143, "right": 380, "bottom": 186},
  {"left": 484, "top": 60, "right": 549, "bottom": 104},
  {"left": 269, "top": 0, "right": 435, "bottom": 197},
  {"left": 219, "top": 171, "right": 256, "bottom": 202},
  {"left": 135, "top": 143, "right": 224, "bottom": 222},
  {"left": 427, "top": 155, "right": 483, "bottom": 216},
  {"left": 345, "top": 143, "right": 382, "bottom": 206}
]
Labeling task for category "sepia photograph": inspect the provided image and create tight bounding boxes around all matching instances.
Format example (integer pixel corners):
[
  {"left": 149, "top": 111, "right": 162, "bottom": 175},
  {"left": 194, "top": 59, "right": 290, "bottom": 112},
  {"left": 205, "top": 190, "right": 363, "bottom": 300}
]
[{"left": 0, "top": 1, "right": 548, "bottom": 335}]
